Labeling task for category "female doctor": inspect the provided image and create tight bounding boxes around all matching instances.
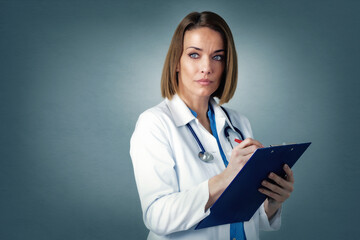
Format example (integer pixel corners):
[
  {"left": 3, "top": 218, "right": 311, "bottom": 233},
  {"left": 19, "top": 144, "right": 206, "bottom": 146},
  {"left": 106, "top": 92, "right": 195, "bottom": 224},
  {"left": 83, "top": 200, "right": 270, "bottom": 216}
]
[{"left": 130, "top": 11, "right": 295, "bottom": 240}]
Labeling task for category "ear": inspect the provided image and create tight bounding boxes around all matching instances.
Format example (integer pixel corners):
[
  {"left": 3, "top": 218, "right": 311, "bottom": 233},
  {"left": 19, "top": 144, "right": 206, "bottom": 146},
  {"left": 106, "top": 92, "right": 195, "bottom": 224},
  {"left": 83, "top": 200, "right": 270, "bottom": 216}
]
[{"left": 176, "top": 63, "right": 179, "bottom": 72}]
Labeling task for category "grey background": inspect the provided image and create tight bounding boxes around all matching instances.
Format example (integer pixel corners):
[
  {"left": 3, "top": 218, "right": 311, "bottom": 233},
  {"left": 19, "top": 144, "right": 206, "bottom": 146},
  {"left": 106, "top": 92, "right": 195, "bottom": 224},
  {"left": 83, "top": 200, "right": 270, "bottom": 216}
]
[{"left": 1, "top": 0, "right": 359, "bottom": 239}]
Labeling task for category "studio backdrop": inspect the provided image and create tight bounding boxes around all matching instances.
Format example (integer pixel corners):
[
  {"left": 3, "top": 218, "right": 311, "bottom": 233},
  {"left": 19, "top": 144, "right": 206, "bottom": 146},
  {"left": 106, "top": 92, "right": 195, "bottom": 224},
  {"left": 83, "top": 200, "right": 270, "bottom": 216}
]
[{"left": 1, "top": 0, "right": 359, "bottom": 239}]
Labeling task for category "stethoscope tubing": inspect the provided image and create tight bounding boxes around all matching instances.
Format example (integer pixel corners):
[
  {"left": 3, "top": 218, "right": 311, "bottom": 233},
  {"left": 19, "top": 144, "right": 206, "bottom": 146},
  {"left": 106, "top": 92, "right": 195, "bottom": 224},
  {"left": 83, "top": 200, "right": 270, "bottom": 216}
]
[
  {"left": 224, "top": 126, "right": 245, "bottom": 142},
  {"left": 186, "top": 123, "right": 206, "bottom": 153},
  {"left": 186, "top": 121, "right": 244, "bottom": 162}
]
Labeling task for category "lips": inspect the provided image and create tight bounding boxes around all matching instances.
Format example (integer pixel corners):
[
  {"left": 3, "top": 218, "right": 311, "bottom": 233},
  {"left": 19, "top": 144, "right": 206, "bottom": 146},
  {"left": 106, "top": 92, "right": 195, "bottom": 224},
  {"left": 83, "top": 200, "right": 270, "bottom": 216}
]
[{"left": 196, "top": 79, "right": 213, "bottom": 86}]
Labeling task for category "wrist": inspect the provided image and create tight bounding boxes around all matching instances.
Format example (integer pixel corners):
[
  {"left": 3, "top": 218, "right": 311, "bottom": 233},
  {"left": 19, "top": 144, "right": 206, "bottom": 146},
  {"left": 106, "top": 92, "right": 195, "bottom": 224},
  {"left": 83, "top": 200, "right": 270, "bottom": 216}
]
[
  {"left": 264, "top": 198, "right": 281, "bottom": 219},
  {"left": 206, "top": 171, "right": 233, "bottom": 210}
]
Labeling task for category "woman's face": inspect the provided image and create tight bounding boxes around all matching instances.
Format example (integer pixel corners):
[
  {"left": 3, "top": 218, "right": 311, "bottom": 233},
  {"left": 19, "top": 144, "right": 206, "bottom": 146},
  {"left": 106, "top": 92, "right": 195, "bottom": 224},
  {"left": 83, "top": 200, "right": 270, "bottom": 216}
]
[{"left": 177, "top": 27, "right": 225, "bottom": 101}]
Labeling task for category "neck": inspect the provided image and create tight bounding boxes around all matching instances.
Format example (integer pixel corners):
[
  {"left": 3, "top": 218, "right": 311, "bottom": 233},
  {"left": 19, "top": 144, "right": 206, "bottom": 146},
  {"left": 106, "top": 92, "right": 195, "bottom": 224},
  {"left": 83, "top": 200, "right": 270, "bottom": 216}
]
[
  {"left": 178, "top": 93, "right": 210, "bottom": 120},
  {"left": 178, "top": 93, "right": 213, "bottom": 134}
]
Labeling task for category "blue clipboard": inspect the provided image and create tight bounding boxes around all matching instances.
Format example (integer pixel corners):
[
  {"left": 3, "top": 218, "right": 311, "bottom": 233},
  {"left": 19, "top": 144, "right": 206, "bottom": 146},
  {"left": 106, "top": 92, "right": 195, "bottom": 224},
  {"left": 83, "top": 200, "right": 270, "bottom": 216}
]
[{"left": 195, "top": 142, "right": 311, "bottom": 230}]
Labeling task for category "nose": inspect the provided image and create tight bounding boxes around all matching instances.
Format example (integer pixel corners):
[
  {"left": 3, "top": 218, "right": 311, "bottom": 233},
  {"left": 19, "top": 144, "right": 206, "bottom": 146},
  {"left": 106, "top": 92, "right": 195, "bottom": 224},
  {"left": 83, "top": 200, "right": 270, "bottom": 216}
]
[{"left": 201, "top": 57, "right": 212, "bottom": 75}]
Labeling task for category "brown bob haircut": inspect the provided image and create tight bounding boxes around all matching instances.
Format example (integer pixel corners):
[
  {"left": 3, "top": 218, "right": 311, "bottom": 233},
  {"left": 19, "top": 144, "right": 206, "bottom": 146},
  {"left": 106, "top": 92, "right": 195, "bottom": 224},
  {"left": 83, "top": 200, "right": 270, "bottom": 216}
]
[{"left": 161, "top": 11, "right": 238, "bottom": 105}]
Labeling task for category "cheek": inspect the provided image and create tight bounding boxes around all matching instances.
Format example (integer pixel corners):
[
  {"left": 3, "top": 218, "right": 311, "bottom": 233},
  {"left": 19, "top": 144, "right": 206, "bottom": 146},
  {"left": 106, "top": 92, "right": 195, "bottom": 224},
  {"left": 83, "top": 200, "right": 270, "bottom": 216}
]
[{"left": 180, "top": 60, "right": 195, "bottom": 77}]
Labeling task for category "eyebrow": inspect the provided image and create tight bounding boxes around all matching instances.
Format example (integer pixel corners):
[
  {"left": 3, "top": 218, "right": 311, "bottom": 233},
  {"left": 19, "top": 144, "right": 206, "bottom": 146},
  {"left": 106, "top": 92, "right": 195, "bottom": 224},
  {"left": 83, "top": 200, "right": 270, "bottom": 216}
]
[{"left": 186, "top": 46, "right": 225, "bottom": 53}]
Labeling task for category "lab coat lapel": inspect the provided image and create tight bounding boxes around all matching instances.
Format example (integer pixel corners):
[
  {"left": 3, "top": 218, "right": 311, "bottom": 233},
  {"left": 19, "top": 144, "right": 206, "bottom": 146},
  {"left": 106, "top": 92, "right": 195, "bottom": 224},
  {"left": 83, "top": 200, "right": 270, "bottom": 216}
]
[
  {"left": 210, "top": 99, "right": 235, "bottom": 161},
  {"left": 165, "top": 94, "right": 196, "bottom": 127},
  {"left": 209, "top": 98, "right": 232, "bottom": 136}
]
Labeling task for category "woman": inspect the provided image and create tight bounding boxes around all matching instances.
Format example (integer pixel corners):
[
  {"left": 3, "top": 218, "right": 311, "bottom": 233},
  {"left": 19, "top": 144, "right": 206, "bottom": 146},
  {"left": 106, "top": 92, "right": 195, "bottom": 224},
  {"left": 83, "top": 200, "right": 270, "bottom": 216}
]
[{"left": 130, "top": 11, "right": 294, "bottom": 240}]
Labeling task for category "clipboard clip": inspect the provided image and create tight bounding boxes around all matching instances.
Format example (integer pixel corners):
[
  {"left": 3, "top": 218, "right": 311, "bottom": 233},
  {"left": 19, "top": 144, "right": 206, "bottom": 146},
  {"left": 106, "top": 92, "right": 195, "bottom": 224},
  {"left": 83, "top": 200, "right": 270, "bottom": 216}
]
[{"left": 269, "top": 142, "right": 296, "bottom": 147}]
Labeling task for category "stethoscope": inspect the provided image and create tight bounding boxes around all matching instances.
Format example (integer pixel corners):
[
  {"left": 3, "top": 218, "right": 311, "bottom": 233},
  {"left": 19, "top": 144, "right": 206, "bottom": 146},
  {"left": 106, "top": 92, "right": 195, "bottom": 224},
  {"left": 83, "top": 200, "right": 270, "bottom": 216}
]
[{"left": 186, "top": 107, "right": 245, "bottom": 162}]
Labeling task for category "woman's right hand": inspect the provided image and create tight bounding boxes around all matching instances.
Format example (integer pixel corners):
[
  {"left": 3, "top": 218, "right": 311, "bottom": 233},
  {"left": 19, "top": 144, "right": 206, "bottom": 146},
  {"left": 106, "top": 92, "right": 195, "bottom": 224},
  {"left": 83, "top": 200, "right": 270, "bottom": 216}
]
[
  {"left": 206, "top": 138, "right": 263, "bottom": 210},
  {"left": 223, "top": 138, "right": 264, "bottom": 183}
]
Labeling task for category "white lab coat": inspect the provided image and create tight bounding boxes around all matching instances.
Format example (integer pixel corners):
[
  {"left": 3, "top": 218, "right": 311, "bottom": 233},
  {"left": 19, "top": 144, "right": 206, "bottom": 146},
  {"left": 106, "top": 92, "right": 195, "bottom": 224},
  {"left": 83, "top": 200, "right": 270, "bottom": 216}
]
[{"left": 130, "top": 94, "right": 281, "bottom": 240}]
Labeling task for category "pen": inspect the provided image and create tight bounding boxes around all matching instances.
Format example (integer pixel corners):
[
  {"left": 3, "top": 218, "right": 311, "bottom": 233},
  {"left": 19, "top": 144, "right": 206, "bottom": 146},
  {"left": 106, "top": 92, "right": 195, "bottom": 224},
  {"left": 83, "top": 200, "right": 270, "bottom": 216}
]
[{"left": 234, "top": 139, "right": 243, "bottom": 144}]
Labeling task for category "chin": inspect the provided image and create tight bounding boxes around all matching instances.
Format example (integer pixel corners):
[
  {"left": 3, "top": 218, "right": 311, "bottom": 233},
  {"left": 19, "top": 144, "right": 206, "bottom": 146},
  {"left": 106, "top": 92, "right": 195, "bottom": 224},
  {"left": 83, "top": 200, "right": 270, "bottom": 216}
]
[{"left": 196, "top": 90, "right": 216, "bottom": 98}]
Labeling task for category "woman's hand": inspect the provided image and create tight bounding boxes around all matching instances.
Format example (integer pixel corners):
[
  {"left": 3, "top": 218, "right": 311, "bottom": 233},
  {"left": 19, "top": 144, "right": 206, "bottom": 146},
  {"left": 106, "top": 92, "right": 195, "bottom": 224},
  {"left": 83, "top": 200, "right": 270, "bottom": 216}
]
[
  {"left": 223, "top": 138, "right": 264, "bottom": 183},
  {"left": 206, "top": 138, "right": 263, "bottom": 210},
  {"left": 259, "top": 164, "right": 295, "bottom": 219}
]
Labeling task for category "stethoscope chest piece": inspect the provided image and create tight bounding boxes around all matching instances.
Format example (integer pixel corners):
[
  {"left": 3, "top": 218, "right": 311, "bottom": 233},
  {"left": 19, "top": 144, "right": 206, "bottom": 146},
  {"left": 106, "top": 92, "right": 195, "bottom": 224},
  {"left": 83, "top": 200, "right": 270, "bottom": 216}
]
[
  {"left": 186, "top": 123, "right": 215, "bottom": 163},
  {"left": 198, "top": 151, "right": 214, "bottom": 162}
]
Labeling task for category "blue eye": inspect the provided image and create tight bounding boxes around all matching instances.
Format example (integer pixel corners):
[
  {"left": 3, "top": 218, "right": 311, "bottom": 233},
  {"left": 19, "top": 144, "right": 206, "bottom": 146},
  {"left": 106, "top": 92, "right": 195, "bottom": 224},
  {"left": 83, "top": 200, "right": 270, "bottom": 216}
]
[
  {"left": 189, "top": 53, "right": 199, "bottom": 59},
  {"left": 213, "top": 55, "right": 224, "bottom": 61}
]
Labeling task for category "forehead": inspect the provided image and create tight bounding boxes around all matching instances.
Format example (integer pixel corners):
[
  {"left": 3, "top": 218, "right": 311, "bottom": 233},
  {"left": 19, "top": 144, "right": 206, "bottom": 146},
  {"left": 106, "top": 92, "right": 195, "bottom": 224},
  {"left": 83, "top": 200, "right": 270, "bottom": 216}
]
[{"left": 183, "top": 27, "right": 224, "bottom": 49}]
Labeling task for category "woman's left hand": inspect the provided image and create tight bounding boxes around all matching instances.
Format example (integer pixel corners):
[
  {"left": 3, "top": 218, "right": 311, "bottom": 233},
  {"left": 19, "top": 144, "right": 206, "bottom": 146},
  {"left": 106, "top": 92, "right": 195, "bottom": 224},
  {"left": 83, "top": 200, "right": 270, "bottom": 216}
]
[{"left": 258, "top": 164, "right": 295, "bottom": 219}]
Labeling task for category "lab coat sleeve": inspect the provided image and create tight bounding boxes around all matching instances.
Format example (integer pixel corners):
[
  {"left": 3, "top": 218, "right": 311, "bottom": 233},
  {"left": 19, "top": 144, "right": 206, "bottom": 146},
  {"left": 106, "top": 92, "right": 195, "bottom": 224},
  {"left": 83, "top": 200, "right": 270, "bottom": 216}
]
[
  {"left": 258, "top": 202, "right": 282, "bottom": 231},
  {"left": 130, "top": 111, "right": 211, "bottom": 236}
]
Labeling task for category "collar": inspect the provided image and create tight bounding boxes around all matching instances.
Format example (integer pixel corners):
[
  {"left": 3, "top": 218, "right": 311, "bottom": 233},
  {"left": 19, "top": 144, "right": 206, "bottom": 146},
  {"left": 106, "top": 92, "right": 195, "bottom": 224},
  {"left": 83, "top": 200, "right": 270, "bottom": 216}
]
[
  {"left": 209, "top": 98, "right": 236, "bottom": 132},
  {"left": 165, "top": 94, "right": 234, "bottom": 129},
  {"left": 211, "top": 98, "right": 237, "bottom": 132},
  {"left": 165, "top": 94, "right": 196, "bottom": 127}
]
